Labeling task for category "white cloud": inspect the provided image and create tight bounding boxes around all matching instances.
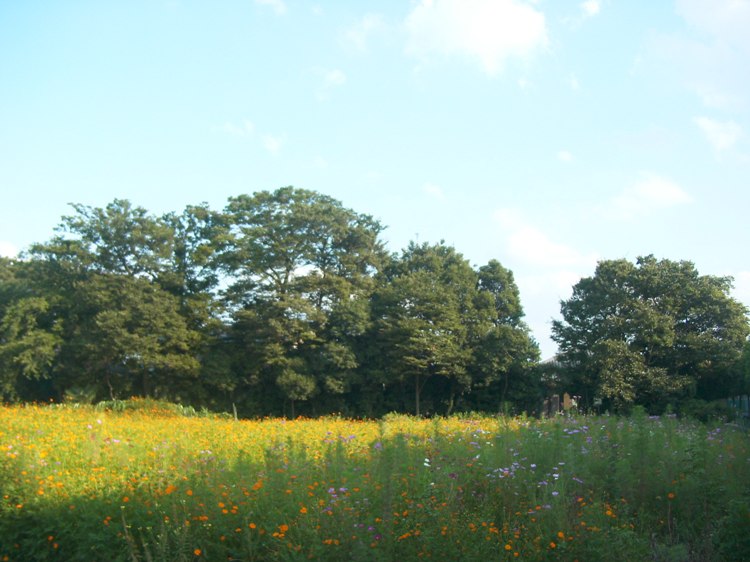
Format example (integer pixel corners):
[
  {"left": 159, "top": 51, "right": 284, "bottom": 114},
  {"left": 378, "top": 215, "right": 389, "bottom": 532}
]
[
  {"left": 518, "top": 270, "right": 583, "bottom": 299},
  {"left": 324, "top": 69, "right": 346, "bottom": 87},
  {"left": 492, "top": 208, "right": 599, "bottom": 358},
  {"left": 648, "top": 1, "right": 750, "bottom": 109},
  {"left": 581, "top": 0, "right": 600, "bottom": 17},
  {"left": 493, "top": 208, "right": 597, "bottom": 268},
  {"left": 343, "top": 13, "right": 385, "bottom": 52},
  {"left": 422, "top": 182, "right": 445, "bottom": 201},
  {"left": 609, "top": 174, "right": 693, "bottom": 219},
  {"left": 563, "top": 0, "right": 601, "bottom": 28},
  {"left": 0, "top": 241, "right": 18, "bottom": 258},
  {"left": 676, "top": 0, "right": 750, "bottom": 55},
  {"left": 219, "top": 119, "right": 255, "bottom": 137},
  {"left": 557, "top": 150, "right": 573, "bottom": 162},
  {"left": 254, "top": 0, "right": 287, "bottom": 15},
  {"left": 694, "top": 116, "right": 743, "bottom": 151},
  {"left": 404, "top": 0, "right": 548, "bottom": 76},
  {"left": 314, "top": 68, "right": 347, "bottom": 101},
  {"left": 262, "top": 134, "right": 284, "bottom": 155},
  {"left": 568, "top": 74, "right": 580, "bottom": 91}
]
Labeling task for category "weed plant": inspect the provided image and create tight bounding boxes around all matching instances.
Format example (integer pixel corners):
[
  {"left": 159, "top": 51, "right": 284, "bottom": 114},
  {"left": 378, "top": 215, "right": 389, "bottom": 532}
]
[{"left": 1, "top": 401, "right": 748, "bottom": 561}]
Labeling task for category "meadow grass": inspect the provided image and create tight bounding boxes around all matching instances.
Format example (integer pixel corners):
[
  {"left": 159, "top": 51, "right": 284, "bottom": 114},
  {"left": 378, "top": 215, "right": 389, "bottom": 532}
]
[{"left": 1, "top": 402, "right": 749, "bottom": 561}]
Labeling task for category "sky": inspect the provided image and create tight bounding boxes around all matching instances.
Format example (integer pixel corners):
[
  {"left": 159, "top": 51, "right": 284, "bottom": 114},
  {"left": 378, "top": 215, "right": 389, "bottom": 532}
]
[{"left": 1, "top": 0, "right": 749, "bottom": 358}]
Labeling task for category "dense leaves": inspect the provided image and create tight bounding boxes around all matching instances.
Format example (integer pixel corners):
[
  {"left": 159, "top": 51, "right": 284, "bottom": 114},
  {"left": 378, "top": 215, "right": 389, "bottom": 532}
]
[
  {"left": 2, "top": 192, "right": 746, "bottom": 417},
  {"left": 552, "top": 256, "right": 750, "bottom": 412}
]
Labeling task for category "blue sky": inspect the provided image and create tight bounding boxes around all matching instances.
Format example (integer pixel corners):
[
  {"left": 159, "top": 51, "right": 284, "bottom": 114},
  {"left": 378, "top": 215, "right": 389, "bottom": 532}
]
[{"left": 1, "top": 0, "right": 749, "bottom": 357}]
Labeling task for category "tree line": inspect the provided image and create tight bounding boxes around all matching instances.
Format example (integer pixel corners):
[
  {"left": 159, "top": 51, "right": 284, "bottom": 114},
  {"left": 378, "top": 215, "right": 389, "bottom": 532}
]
[{"left": 1, "top": 187, "right": 748, "bottom": 417}]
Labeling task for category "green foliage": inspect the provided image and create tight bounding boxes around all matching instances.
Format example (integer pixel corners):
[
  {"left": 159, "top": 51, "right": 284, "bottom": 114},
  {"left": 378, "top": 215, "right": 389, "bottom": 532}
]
[
  {"left": 10, "top": 189, "right": 749, "bottom": 419},
  {"left": 552, "top": 255, "right": 750, "bottom": 412},
  {"left": 221, "top": 187, "right": 387, "bottom": 413},
  {"left": 714, "top": 498, "right": 750, "bottom": 562},
  {"left": 0, "top": 296, "right": 62, "bottom": 400},
  {"left": 370, "top": 243, "right": 538, "bottom": 416}
]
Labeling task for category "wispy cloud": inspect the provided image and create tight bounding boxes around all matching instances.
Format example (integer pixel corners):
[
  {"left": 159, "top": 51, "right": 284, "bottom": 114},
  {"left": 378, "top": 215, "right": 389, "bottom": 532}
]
[
  {"left": 647, "top": 1, "right": 750, "bottom": 110},
  {"left": 0, "top": 241, "right": 18, "bottom": 258},
  {"left": 343, "top": 13, "right": 385, "bottom": 53},
  {"left": 313, "top": 68, "right": 347, "bottom": 101},
  {"left": 404, "top": 0, "right": 548, "bottom": 76},
  {"left": 254, "top": 0, "right": 287, "bottom": 16},
  {"left": 422, "top": 182, "right": 446, "bottom": 201},
  {"left": 493, "top": 208, "right": 597, "bottom": 268},
  {"left": 563, "top": 0, "right": 602, "bottom": 28},
  {"left": 492, "top": 207, "right": 598, "bottom": 356},
  {"left": 607, "top": 174, "right": 693, "bottom": 220},
  {"left": 218, "top": 119, "right": 286, "bottom": 157},
  {"left": 262, "top": 134, "right": 284, "bottom": 155},
  {"left": 676, "top": 0, "right": 750, "bottom": 55},
  {"left": 581, "top": 0, "right": 600, "bottom": 18},
  {"left": 694, "top": 116, "right": 743, "bottom": 151},
  {"left": 219, "top": 119, "right": 255, "bottom": 137},
  {"left": 557, "top": 150, "right": 573, "bottom": 162}
]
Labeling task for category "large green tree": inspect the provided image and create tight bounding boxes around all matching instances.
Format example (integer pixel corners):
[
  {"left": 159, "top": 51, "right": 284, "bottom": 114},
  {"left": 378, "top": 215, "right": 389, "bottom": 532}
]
[
  {"left": 23, "top": 200, "right": 207, "bottom": 402},
  {"left": 0, "top": 259, "right": 62, "bottom": 400},
  {"left": 552, "top": 256, "right": 749, "bottom": 412},
  {"left": 468, "top": 260, "right": 540, "bottom": 411},
  {"left": 222, "top": 187, "right": 386, "bottom": 415},
  {"left": 371, "top": 243, "right": 539, "bottom": 416}
]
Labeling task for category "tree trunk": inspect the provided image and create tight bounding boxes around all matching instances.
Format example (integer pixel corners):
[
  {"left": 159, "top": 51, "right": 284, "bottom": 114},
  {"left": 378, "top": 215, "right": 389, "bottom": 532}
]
[
  {"left": 415, "top": 373, "right": 420, "bottom": 417},
  {"left": 446, "top": 389, "right": 455, "bottom": 416}
]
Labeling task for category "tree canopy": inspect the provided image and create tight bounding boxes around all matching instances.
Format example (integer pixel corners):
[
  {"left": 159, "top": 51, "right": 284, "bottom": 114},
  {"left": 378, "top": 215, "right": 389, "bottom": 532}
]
[
  {"left": 551, "top": 256, "right": 749, "bottom": 412},
  {"left": 2, "top": 192, "right": 747, "bottom": 419}
]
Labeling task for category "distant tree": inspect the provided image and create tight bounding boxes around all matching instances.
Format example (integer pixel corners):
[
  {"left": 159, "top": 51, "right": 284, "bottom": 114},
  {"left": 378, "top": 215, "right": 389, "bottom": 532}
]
[{"left": 552, "top": 256, "right": 750, "bottom": 412}]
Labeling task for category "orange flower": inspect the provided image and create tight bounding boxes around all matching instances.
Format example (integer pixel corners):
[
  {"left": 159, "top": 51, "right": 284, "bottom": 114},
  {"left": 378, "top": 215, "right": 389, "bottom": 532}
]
[{"left": 193, "top": 548, "right": 201, "bottom": 556}]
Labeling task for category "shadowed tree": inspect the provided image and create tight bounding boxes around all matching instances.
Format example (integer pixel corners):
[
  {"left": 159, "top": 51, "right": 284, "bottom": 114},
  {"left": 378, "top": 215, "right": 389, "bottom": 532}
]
[
  {"left": 222, "top": 187, "right": 386, "bottom": 415},
  {"left": 552, "top": 255, "right": 749, "bottom": 412}
]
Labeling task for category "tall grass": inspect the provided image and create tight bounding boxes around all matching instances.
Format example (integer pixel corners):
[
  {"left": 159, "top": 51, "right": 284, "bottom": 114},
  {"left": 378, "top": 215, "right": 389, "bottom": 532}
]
[{"left": 1, "top": 401, "right": 748, "bottom": 561}]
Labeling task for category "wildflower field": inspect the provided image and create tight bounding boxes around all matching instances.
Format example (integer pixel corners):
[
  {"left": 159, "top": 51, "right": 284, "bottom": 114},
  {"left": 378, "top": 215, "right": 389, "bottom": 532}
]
[{"left": 1, "top": 402, "right": 749, "bottom": 561}]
